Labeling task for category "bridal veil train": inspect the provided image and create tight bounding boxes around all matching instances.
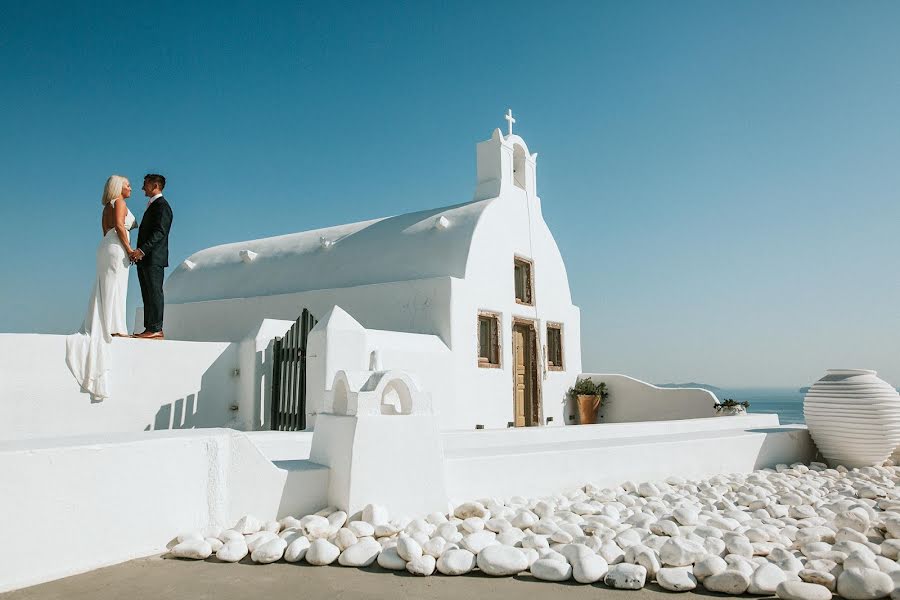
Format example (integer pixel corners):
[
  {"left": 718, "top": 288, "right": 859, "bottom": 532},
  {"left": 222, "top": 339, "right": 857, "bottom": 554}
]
[{"left": 66, "top": 175, "right": 136, "bottom": 400}]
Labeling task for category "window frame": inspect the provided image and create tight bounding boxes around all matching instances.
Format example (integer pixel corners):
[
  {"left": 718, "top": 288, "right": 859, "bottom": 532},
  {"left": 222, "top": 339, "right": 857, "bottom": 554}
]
[
  {"left": 513, "top": 256, "right": 534, "bottom": 306},
  {"left": 477, "top": 311, "right": 502, "bottom": 369},
  {"left": 546, "top": 321, "right": 564, "bottom": 371}
]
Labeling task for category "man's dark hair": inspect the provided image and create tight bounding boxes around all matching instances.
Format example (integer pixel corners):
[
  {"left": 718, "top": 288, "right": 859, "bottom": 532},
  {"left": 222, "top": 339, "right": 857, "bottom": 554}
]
[{"left": 144, "top": 173, "right": 166, "bottom": 190}]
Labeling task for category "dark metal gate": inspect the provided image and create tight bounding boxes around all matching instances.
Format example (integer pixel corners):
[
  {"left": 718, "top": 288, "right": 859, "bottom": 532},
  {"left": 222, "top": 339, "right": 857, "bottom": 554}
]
[{"left": 270, "top": 308, "right": 317, "bottom": 431}]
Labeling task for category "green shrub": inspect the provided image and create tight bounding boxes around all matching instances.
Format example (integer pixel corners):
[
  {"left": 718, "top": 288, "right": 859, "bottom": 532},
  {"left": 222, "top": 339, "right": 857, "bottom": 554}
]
[
  {"left": 568, "top": 378, "right": 609, "bottom": 400},
  {"left": 714, "top": 398, "right": 750, "bottom": 412}
]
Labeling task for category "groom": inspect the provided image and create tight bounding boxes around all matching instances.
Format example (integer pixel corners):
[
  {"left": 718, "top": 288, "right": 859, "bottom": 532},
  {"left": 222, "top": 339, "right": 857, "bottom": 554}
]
[{"left": 130, "top": 173, "right": 174, "bottom": 340}]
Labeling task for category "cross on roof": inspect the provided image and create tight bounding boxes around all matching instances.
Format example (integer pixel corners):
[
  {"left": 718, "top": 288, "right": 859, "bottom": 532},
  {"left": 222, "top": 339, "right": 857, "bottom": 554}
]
[{"left": 504, "top": 109, "right": 516, "bottom": 136}]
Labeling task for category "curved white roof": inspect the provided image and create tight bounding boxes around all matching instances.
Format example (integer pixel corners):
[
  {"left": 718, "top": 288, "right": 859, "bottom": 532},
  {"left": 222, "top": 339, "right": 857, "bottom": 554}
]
[{"left": 164, "top": 198, "right": 495, "bottom": 304}]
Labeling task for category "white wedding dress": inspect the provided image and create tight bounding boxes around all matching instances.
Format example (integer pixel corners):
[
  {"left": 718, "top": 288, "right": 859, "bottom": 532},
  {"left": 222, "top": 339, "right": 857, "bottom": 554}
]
[{"left": 66, "top": 199, "right": 135, "bottom": 400}]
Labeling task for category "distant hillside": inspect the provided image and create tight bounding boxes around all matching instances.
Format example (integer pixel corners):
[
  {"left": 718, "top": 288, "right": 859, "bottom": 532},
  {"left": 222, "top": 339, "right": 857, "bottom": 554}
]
[{"left": 656, "top": 382, "right": 721, "bottom": 392}]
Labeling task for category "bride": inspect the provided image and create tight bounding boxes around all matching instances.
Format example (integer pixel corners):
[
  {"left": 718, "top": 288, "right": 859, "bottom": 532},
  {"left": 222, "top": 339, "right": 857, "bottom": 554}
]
[{"left": 66, "top": 175, "right": 137, "bottom": 400}]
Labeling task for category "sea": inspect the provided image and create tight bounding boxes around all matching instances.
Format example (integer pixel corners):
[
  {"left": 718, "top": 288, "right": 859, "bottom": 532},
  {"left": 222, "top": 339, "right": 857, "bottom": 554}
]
[{"left": 716, "top": 388, "right": 806, "bottom": 425}]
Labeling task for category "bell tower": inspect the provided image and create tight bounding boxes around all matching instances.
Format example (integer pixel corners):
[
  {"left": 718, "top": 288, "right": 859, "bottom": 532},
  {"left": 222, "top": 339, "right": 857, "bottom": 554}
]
[{"left": 473, "top": 109, "right": 538, "bottom": 201}]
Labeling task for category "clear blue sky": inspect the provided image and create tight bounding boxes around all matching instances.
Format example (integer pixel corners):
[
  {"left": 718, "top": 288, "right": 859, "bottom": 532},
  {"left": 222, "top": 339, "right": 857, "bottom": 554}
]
[{"left": 1, "top": 1, "right": 897, "bottom": 387}]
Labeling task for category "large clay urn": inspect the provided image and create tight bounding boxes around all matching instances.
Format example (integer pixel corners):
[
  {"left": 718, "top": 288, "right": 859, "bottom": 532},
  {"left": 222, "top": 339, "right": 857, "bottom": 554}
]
[
  {"left": 577, "top": 394, "right": 601, "bottom": 425},
  {"left": 803, "top": 369, "right": 900, "bottom": 468}
]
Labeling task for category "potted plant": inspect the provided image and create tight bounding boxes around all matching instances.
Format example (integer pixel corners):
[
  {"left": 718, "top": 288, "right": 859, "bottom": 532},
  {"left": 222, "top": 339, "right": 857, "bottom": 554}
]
[
  {"left": 715, "top": 398, "right": 750, "bottom": 416},
  {"left": 568, "top": 378, "right": 609, "bottom": 425}
]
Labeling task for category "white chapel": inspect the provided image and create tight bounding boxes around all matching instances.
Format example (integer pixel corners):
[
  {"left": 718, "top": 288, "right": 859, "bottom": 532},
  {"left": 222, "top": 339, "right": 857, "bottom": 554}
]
[{"left": 159, "top": 121, "right": 582, "bottom": 430}]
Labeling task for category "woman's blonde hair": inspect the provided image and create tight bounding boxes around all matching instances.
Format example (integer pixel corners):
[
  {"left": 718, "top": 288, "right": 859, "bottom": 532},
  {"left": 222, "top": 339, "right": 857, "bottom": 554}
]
[{"left": 101, "top": 175, "right": 128, "bottom": 206}]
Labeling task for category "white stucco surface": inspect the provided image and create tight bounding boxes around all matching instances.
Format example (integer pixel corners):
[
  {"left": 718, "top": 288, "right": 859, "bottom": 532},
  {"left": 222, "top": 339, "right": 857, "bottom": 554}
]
[
  {"left": 585, "top": 373, "right": 718, "bottom": 423},
  {"left": 164, "top": 199, "right": 493, "bottom": 305},
  {"left": 0, "top": 334, "right": 242, "bottom": 439},
  {"left": 443, "top": 418, "right": 816, "bottom": 500},
  {"left": 0, "top": 429, "right": 328, "bottom": 592}
]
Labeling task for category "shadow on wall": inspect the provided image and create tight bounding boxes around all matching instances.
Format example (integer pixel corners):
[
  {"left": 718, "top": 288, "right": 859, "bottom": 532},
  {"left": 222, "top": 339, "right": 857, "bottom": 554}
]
[
  {"left": 144, "top": 347, "right": 241, "bottom": 431},
  {"left": 749, "top": 427, "right": 821, "bottom": 469}
]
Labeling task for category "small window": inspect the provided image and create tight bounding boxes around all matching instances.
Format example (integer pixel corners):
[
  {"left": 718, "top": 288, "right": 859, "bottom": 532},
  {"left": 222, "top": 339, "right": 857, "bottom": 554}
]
[
  {"left": 477, "top": 312, "right": 500, "bottom": 368},
  {"left": 514, "top": 257, "right": 533, "bottom": 305},
  {"left": 547, "top": 323, "right": 563, "bottom": 371}
]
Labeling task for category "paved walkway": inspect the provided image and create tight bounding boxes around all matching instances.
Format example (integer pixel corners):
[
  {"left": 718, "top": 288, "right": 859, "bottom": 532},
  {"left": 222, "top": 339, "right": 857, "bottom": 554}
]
[{"left": 1, "top": 556, "right": 722, "bottom": 600}]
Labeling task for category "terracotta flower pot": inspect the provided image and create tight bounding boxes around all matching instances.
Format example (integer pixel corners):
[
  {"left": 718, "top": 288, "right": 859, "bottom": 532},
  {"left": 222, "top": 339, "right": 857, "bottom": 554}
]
[{"left": 577, "top": 394, "right": 601, "bottom": 425}]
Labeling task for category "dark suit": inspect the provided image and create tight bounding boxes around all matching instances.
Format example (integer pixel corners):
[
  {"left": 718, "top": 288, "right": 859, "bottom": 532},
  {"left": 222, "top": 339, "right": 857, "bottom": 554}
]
[{"left": 136, "top": 196, "right": 173, "bottom": 332}]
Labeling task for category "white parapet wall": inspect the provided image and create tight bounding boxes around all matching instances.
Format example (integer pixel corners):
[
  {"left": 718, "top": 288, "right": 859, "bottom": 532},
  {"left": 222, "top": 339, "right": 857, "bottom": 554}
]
[
  {"left": 0, "top": 334, "right": 242, "bottom": 439},
  {"left": 443, "top": 414, "right": 818, "bottom": 500},
  {"left": 581, "top": 373, "right": 719, "bottom": 422},
  {"left": 0, "top": 429, "right": 328, "bottom": 593}
]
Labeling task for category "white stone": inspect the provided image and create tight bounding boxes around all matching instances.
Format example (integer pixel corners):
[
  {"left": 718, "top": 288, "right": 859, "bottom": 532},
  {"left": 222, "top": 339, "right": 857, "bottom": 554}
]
[
  {"left": 333, "top": 528, "right": 358, "bottom": 551},
  {"left": 460, "top": 517, "right": 484, "bottom": 533},
  {"left": 836, "top": 568, "right": 893, "bottom": 600},
  {"left": 176, "top": 531, "right": 204, "bottom": 544},
  {"left": 630, "top": 545, "right": 662, "bottom": 577},
  {"left": 205, "top": 537, "right": 224, "bottom": 553},
  {"left": 305, "top": 539, "right": 340, "bottom": 565},
  {"left": 301, "top": 515, "right": 331, "bottom": 539},
  {"left": 171, "top": 539, "right": 212, "bottom": 560},
  {"left": 216, "top": 540, "right": 248, "bottom": 563},
  {"left": 844, "top": 550, "right": 879, "bottom": 571},
  {"left": 251, "top": 537, "right": 287, "bottom": 564},
  {"left": 396, "top": 536, "right": 423, "bottom": 561},
  {"left": 749, "top": 562, "right": 789, "bottom": 595},
  {"left": 262, "top": 520, "right": 281, "bottom": 534},
  {"left": 693, "top": 556, "right": 728, "bottom": 581},
  {"left": 234, "top": 515, "right": 262, "bottom": 535},
  {"left": 703, "top": 570, "right": 751, "bottom": 595},
  {"left": 454, "top": 502, "right": 489, "bottom": 520},
  {"left": 660, "top": 537, "right": 706, "bottom": 566},
  {"left": 327, "top": 511, "right": 348, "bottom": 528},
  {"left": 725, "top": 535, "right": 754, "bottom": 558},
  {"left": 800, "top": 569, "right": 837, "bottom": 592},
  {"left": 376, "top": 546, "right": 407, "bottom": 570},
  {"left": 572, "top": 553, "right": 609, "bottom": 583},
  {"left": 674, "top": 508, "right": 700, "bottom": 526},
  {"left": 462, "top": 530, "right": 497, "bottom": 554},
  {"left": 245, "top": 531, "right": 277, "bottom": 552},
  {"left": 776, "top": 580, "right": 834, "bottom": 600},
  {"left": 284, "top": 536, "right": 310, "bottom": 562},
  {"left": 476, "top": 545, "right": 529, "bottom": 576},
  {"left": 604, "top": 563, "right": 647, "bottom": 590},
  {"left": 522, "top": 547, "right": 540, "bottom": 567},
  {"left": 406, "top": 554, "right": 437, "bottom": 576},
  {"left": 497, "top": 529, "right": 524, "bottom": 546},
  {"left": 538, "top": 548, "right": 567, "bottom": 563},
  {"left": 422, "top": 536, "right": 448, "bottom": 558},
  {"left": 530, "top": 558, "right": 573, "bottom": 581},
  {"left": 338, "top": 538, "right": 382, "bottom": 567},
  {"left": 218, "top": 529, "right": 244, "bottom": 543},
  {"left": 347, "top": 521, "right": 375, "bottom": 538},
  {"left": 657, "top": 566, "right": 698, "bottom": 592},
  {"left": 598, "top": 540, "right": 625, "bottom": 564},
  {"left": 436, "top": 549, "right": 477, "bottom": 575},
  {"left": 362, "top": 503, "right": 389, "bottom": 526}
]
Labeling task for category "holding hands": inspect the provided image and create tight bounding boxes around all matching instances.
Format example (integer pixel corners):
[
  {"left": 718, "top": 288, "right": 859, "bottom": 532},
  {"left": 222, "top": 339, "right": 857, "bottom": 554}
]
[{"left": 129, "top": 249, "right": 145, "bottom": 263}]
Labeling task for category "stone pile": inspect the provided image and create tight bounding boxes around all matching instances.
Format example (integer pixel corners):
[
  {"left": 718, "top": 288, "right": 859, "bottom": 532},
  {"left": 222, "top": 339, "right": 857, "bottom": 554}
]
[{"left": 169, "top": 462, "right": 900, "bottom": 599}]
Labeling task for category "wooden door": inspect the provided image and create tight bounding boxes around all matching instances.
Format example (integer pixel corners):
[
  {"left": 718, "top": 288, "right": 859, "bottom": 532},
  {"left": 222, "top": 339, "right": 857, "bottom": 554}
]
[
  {"left": 514, "top": 326, "right": 528, "bottom": 427},
  {"left": 513, "top": 321, "right": 540, "bottom": 427}
]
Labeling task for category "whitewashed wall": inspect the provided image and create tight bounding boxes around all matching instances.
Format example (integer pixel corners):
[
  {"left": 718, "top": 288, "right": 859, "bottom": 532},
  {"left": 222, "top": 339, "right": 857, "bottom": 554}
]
[
  {"left": 304, "top": 307, "right": 452, "bottom": 428},
  {"left": 0, "top": 334, "right": 242, "bottom": 439},
  {"left": 0, "top": 429, "right": 328, "bottom": 593},
  {"left": 584, "top": 373, "right": 719, "bottom": 423},
  {"left": 447, "top": 188, "right": 582, "bottom": 430},
  {"left": 152, "top": 277, "right": 453, "bottom": 344}
]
